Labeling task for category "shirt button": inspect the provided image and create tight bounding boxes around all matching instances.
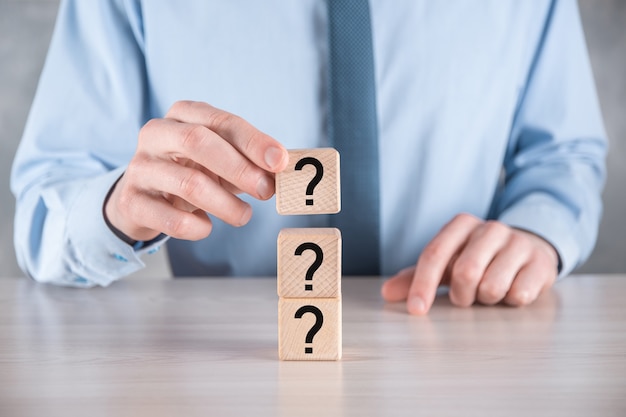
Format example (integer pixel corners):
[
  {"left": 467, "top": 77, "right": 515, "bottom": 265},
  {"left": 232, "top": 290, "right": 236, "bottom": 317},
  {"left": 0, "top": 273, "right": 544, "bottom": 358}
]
[{"left": 113, "top": 253, "right": 128, "bottom": 262}]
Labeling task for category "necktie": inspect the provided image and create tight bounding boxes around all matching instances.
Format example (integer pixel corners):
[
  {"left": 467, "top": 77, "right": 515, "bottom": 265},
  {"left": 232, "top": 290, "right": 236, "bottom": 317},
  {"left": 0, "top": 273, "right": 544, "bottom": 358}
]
[{"left": 327, "top": 0, "right": 380, "bottom": 275}]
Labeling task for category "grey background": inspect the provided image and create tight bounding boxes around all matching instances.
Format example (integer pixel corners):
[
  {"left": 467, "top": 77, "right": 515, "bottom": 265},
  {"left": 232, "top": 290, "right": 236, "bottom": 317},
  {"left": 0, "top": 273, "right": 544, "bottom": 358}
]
[{"left": 1, "top": 0, "right": 624, "bottom": 278}]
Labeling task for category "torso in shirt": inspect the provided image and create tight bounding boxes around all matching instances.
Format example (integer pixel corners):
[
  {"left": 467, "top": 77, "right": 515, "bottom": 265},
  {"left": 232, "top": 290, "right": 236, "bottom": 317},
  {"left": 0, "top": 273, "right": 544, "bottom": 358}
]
[{"left": 129, "top": 0, "right": 549, "bottom": 275}]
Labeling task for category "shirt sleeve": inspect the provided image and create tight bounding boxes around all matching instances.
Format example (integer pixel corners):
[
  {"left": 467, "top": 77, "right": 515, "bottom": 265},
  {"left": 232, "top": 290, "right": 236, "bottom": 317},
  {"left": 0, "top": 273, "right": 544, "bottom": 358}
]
[
  {"left": 494, "top": 0, "right": 608, "bottom": 277},
  {"left": 10, "top": 0, "right": 164, "bottom": 287}
]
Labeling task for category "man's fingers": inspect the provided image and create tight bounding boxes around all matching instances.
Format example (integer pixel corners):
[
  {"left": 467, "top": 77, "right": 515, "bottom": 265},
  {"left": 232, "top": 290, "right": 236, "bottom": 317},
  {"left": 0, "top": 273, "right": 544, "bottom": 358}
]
[
  {"left": 476, "top": 233, "right": 532, "bottom": 305},
  {"left": 381, "top": 216, "right": 560, "bottom": 315},
  {"left": 163, "top": 192, "right": 200, "bottom": 213},
  {"left": 218, "top": 177, "right": 245, "bottom": 196},
  {"left": 448, "top": 221, "right": 511, "bottom": 307},
  {"left": 186, "top": 160, "right": 245, "bottom": 196},
  {"left": 165, "top": 100, "right": 289, "bottom": 172},
  {"left": 381, "top": 267, "right": 415, "bottom": 302},
  {"left": 106, "top": 102, "right": 280, "bottom": 242},
  {"left": 126, "top": 157, "right": 252, "bottom": 228},
  {"left": 503, "top": 260, "right": 553, "bottom": 307},
  {"left": 407, "top": 213, "right": 482, "bottom": 315},
  {"left": 504, "top": 233, "right": 558, "bottom": 306},
  {"left": 123, "top": 193, "right": 214, "bottom": 241},
  {"left": 139, "top": 118, "right": 275, "bottom": 200}
]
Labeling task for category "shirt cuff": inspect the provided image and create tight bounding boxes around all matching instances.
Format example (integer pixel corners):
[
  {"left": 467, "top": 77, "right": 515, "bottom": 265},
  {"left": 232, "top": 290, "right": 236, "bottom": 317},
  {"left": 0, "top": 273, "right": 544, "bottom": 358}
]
[
  {"left": 65, "top": 167, "right": 168, "bottom": 287},
  {"left": 497, "top": 192, "right": 580, "bottom": 279}
]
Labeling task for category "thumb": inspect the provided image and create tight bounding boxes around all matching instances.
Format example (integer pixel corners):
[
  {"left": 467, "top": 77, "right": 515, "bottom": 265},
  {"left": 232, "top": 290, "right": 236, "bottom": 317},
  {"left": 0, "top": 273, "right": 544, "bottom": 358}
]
[{"left": 381, "top": 267, "right": 415, "bottom": 302}]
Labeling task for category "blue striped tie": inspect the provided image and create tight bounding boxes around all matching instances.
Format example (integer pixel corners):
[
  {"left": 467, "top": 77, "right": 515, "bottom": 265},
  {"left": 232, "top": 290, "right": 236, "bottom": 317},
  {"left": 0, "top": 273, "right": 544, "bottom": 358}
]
[{"left": 328, "top": 0, "right": 380, "bottom": 275}]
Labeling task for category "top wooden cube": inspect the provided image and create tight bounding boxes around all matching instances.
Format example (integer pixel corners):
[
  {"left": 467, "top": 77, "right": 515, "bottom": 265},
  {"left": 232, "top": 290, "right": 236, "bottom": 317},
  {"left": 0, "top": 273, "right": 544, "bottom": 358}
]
[{"left": 276, "top": 148, "right": 341, "bottom": 215}]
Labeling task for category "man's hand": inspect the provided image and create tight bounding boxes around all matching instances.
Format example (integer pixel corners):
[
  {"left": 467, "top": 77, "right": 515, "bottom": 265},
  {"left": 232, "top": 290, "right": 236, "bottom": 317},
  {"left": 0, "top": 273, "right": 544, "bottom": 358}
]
[
  {"left": 381, "top": 213, "right": 559, "bottom": 315},
  {"left": 105, "top": 100, "right": 289, "bottom": 242}
]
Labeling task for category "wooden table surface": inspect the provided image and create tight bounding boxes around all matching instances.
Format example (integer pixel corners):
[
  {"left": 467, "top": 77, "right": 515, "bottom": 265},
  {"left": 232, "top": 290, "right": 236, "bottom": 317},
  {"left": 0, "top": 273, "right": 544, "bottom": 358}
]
[{"left": 0, "top": 275, "right": 624, "bottom": 417}]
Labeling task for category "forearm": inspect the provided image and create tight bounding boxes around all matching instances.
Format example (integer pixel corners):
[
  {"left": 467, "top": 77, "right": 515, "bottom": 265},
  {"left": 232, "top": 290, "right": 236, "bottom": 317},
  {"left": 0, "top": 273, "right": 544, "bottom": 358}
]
[
  {"left": 10, "top": 0, "right": 156, "bottom": 285},
  {"left": 494, "top": 0, "right": 607, "bottom": 276},
  {"left": 12, "top": 167, "right": 164, "bottom": 286},
  {"left": 496, "top": 145, "right": 605, "bottom": 276}
]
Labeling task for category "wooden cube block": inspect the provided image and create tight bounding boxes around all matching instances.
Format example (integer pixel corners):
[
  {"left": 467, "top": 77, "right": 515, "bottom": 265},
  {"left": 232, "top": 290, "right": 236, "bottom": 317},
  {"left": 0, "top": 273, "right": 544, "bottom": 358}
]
[
  {"left": 278, "top": 228, "right": 341, "bottom": 298},
  {"left": 276, "top": 148, "right": 341, "bottom": 215},
  {"left": 278, "top": 297, "right": 342, "bottom": 361}
]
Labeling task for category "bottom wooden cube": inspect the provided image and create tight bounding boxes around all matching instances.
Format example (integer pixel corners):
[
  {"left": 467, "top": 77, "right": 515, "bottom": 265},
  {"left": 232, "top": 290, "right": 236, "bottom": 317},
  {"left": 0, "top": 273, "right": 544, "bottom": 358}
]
[{"left": 278, "top": 297, "right": 342, "bottom": 361}]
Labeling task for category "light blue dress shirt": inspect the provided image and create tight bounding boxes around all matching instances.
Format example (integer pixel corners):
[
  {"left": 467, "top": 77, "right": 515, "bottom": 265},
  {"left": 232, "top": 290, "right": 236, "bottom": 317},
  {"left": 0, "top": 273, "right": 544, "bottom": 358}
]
[{"left": 11, "top": 0, "right": 607, "bottom": 287}]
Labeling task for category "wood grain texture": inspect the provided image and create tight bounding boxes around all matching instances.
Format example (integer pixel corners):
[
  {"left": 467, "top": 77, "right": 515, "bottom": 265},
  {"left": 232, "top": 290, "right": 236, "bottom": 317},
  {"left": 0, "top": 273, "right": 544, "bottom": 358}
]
[
  {"left": 276, "top": 148, "right": 341, "bottom": 215},
  {"left": 0, "top": 275, "right": 625, "bottom": 417},
  {"left": 278, "top": 297, "right": 342, "bottom": 361},
  {"left": 277, "top": 228, "right": 341, "bottom": 298}
]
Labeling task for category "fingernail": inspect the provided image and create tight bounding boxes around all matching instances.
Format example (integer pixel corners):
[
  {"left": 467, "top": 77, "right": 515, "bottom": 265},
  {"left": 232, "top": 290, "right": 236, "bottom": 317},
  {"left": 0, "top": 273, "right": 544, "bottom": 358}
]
[
  {"left": 256, "top": 175, "right": 274, "bottom": 199},
  {"left": 265, "top": 146, "right": 285, "bottom": 170},
  {"left": 516, "top": 290, "right": 532, "bottom": 305},
  {"left": 408, "top": 296, "right": 426, "bottom": 315},
  {"left": 239, "top": 204, "right": 253, "bottom": 226}
]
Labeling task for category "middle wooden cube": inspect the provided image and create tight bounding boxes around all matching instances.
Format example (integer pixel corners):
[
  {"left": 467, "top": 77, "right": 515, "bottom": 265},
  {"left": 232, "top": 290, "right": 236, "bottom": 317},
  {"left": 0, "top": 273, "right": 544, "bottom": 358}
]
[{"left": 277, "top": 228, "right": 341, "bottom": 298}]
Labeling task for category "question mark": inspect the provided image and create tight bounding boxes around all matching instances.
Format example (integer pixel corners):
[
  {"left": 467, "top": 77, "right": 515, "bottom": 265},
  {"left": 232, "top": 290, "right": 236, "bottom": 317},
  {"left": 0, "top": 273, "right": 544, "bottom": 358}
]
[
  {"left": 294, "top": 157, "right": 324, "bottom": 206},
  {"left": 294, "top": 305, "right": 324, "bottom": 354},
  {"left": 294, "top": 242, "right": 323, "bottom": 291}
]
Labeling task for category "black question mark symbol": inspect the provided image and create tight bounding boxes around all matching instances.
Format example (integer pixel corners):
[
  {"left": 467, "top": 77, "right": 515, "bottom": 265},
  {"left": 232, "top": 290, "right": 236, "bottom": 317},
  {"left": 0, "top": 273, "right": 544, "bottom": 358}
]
[
  {"left": 294, "top": 157, "right": 324, "bottom": 206},
  {"left": 294, "top": 242, "right": 323, "bottom": 291},
  {"left": 294, "top": 305, "right": 324, "bottom": 354}
]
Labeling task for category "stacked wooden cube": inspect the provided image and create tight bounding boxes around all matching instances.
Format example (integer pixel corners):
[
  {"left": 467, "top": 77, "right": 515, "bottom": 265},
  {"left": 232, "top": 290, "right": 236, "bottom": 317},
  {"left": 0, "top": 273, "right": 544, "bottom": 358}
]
[{"left": 275, "top": 149, "right": 342, "bottom": 361}]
